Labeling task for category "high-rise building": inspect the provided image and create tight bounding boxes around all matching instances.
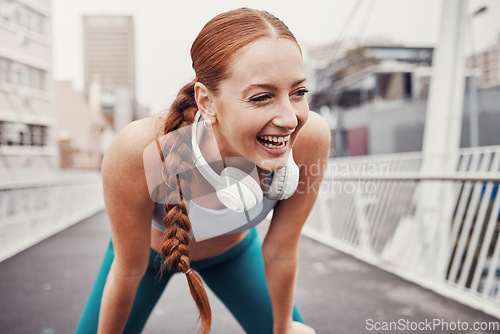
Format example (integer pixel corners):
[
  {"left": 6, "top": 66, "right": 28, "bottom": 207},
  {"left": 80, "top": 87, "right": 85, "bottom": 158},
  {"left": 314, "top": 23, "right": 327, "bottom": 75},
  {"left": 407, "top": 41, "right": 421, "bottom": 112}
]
[
  {"left": 82, "top": 15, "right": 136, "bottom": 131},
  {"left": 0, "top": 1, "right": 108, "bottom": 262},
  {"left": 0, "top": 0, "right": 57, "bottom": 172}
]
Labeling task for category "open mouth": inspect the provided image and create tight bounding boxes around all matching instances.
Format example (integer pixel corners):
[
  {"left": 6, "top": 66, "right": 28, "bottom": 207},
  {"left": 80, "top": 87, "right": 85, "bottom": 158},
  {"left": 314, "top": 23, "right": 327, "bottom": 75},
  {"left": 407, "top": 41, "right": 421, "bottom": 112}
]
[{"left": 257, "top": 134, "right": 290, "bottom": 149}]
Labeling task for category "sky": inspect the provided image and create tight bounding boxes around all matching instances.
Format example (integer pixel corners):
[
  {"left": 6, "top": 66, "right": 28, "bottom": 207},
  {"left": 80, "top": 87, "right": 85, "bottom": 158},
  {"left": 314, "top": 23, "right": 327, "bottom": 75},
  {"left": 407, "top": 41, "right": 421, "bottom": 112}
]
[{"left": 51, "top": 0, "right": 500, "bottom": 114}]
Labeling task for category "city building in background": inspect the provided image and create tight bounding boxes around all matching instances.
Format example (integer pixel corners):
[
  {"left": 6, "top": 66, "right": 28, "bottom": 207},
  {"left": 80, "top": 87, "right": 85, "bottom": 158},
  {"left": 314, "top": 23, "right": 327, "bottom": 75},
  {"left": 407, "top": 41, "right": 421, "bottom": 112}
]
[
  {"left": 0, "top": 0, "right": 57, "bottom": 172},
  {"left": 0, "top": 0, "right": 105, "bottom": 263},
  {"left": 82, "top": 15, "right": 138, "bottom": 132},
  {"left": 468, "top": 33, "right": 500, "bottom": 89},
  {"left": 308, "top": 38, "right": 500, "bottom": 157},
  {"left": 309, "top": 41, "right": 434, "bottom": 109},
  {"left": 54, "top": 81, "right": 113, "bottom": 169}
]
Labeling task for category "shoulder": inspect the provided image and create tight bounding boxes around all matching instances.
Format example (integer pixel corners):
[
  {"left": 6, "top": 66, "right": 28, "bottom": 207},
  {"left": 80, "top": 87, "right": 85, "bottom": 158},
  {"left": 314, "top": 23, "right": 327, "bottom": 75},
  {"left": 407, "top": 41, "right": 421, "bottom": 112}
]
[
  {"left": 101, "top": 115, "right": 165, "bottom": 192},
  {"left": 103, "top": 116, "right": 163, "bottom": 168},
  {"left": 107, "top": 115, "right": 163, "bottom": 157},
  {"left": 292, "top": 110, "right": 331, "bottom": 166},
  {"left": 299, "top": 110, "right": 331, "bottom": 145}
]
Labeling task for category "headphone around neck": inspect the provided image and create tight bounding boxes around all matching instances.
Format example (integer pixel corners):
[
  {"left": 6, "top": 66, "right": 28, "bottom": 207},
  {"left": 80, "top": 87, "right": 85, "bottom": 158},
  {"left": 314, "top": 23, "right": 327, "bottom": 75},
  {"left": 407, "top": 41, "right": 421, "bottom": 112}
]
[{"left": 191, "top": 111, "right": 299, "bottom": 212}]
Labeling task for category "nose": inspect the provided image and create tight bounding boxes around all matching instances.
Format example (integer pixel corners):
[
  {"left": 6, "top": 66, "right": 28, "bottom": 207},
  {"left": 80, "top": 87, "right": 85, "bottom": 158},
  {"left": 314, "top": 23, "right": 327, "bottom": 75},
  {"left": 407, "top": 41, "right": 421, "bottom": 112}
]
[{"left": 272, "top": 99, "right": 298, "bottom": 130}]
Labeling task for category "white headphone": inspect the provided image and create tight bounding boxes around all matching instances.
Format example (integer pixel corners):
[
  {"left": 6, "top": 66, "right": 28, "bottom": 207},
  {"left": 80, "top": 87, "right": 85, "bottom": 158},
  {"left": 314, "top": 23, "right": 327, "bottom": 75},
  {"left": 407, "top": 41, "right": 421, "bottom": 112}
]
[{"left": 191, "top": 111, "right": 299, "bottom": 212}]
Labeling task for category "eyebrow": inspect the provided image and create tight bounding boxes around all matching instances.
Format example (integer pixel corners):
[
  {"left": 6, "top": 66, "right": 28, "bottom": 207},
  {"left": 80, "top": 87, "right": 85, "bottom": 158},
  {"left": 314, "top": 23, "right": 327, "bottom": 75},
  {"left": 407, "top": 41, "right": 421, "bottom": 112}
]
[{"left": 242, "top": 78, "right": 307, "bottom": 96}]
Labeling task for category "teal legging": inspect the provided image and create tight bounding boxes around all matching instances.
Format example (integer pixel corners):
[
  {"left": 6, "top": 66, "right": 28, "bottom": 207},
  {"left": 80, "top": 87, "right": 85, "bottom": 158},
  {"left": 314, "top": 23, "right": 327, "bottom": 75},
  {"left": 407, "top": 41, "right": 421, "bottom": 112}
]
[{"left": 76, "top": 228, "right": 304, "bottom": 333}]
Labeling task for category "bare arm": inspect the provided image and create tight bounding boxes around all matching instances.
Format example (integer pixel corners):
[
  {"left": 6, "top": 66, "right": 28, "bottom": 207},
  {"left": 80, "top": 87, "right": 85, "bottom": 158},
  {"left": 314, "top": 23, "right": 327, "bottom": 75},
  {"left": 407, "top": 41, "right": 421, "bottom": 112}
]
[
  {"left": 262, "top": 111, "right": 330, "bottom": 334},
  {"left": 97, "top": 119, "right": 157, "bottom": 333}
]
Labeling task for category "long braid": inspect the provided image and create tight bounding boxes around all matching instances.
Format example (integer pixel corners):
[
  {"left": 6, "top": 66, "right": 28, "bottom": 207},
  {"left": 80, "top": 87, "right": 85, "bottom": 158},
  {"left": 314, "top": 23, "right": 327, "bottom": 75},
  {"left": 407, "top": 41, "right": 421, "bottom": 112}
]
[{"left": 158, "top": 80, "right": 211, "bottom": 333}]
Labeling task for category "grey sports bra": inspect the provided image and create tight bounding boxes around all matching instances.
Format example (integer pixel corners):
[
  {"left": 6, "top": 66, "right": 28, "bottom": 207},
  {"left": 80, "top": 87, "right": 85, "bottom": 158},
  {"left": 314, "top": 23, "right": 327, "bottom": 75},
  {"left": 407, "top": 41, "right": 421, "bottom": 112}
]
[{"left": 152, "top": 196, "right": 278, "bottom": 240}]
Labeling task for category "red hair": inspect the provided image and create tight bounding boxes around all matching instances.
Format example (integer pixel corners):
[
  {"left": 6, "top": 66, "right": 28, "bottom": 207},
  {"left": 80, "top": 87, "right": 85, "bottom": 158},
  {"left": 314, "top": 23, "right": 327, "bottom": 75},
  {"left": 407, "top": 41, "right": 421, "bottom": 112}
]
[{"left": 158, "top": 8, "right": 300, "bottom": 333}]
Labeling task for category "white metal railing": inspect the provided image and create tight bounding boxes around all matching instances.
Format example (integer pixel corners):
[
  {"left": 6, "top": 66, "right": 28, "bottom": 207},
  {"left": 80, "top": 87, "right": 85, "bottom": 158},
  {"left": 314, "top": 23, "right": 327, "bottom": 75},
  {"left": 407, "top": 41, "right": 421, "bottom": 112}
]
[
  {"left": 0, "top": 171, "right": 105, "bottom": 262},
  {"left": 303, "top": 145, "right": 500, "bottom": 319}
]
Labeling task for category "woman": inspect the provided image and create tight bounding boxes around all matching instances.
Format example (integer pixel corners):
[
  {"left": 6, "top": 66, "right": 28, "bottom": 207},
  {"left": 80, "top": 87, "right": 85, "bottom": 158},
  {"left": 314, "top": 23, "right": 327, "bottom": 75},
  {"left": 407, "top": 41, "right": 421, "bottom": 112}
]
[{"left": 77, "top": 7, "right": 330, "bottom": 334}]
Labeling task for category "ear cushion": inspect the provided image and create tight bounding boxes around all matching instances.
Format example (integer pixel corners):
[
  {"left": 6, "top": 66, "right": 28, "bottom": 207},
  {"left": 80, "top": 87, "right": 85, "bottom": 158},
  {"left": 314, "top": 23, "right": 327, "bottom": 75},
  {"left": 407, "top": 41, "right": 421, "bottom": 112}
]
[
  {"left": 264, "top": 153, "right": 300, "bottom": 200},
  {"left": 218, "top": 167, "right": 263, "bottom": 211}
]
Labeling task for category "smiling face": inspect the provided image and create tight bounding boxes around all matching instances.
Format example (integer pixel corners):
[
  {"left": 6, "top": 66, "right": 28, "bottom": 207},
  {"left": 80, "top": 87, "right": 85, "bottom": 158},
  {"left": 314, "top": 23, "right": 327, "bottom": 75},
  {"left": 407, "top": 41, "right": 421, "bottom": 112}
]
[{"left": 204, "top": 36, "right": 309, "bottom": 171}]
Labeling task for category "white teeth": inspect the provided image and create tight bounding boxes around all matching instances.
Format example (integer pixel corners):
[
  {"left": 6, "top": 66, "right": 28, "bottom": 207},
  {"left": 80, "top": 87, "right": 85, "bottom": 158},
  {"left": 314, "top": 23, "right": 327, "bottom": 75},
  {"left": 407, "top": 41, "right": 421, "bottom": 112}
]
[
  {"left": 262, "top": 141, "right": 285, "bottom": 148},
  {"left": 259, "top": 134, "right": 291, "bottom": 143},
  {"left": 257, "top": 134, "right": 291, "bottom": 149},
  {"left": 266, "top": 136, "right": 278, "bottom": 142}
]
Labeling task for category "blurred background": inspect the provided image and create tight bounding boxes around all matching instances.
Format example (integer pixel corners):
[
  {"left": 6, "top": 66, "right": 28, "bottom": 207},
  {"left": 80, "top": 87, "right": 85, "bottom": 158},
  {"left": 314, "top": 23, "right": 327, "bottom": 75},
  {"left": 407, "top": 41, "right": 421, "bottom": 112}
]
[{"left": 1, "top": 0, "right": 500, "bottom": 332}]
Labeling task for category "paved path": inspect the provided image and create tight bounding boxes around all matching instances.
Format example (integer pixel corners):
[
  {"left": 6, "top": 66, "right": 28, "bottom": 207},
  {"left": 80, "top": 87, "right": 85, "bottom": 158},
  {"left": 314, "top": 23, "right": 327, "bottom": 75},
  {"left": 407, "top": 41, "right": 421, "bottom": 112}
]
[{"left": 0, "top": 210, "right": 498, "bottom": 333}]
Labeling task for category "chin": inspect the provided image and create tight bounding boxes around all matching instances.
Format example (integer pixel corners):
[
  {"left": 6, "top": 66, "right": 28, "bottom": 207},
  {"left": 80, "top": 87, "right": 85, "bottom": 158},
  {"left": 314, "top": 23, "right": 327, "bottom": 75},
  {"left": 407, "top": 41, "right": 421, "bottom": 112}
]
[{"left": 255, "top": 155, "right": 288, "bottom": 171}]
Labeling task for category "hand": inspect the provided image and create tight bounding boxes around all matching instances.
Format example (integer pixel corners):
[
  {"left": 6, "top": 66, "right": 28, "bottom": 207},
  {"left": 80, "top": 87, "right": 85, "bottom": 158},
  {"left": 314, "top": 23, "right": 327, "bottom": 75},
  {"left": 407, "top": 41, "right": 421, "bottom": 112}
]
[{"left": 289, "top": 321, "right": 316, "bottom": 334}]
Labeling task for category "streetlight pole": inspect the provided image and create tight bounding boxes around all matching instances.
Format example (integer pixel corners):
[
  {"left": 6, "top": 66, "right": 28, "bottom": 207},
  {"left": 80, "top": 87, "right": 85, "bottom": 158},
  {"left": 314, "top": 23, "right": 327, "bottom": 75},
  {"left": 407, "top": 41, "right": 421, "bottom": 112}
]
[
  {"left": 468, "top": 5, "right": 488, "bottom": 147},
  {"left": 419, "top": 0, "right": 468, "bottom": 278}
]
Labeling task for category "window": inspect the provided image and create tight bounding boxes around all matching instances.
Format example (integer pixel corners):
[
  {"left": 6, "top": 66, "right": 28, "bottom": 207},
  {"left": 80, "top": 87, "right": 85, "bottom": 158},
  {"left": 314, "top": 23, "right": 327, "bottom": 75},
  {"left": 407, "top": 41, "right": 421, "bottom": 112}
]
[
  {"left": 4, "top": 58, "right": 12, "bottom": 84},
  {"left": 0, "top": 121, "right": 4, "bottom": 146},
  {"left": 25, "top": 6, "right": 43, "bottom": 34},
  {"left": 0, "top": 122, "right": 48, "bottom": 147},
  {"left": 0, "top": 0, "right": 13, "bottom": 22},
  {"left": 16, "top": 65, "right": 26, "bottom": 86},
  {"left": 0, "top": 57, "right": 4, "bottom": 82},
  {"left": 38, "top": 70, "right": 45, "bottom": 90},
  {"left": 4, "top": 122, "right": 17, "bottom": 145},
  {"left": 0, "top": 58, "right": 46, "bottom": 90},
  {"left": 30, "top": 124, "right": 43, "bottom": 146},
  {"left": 27, "top": 66, "right": 34, "bottom": 88},
  {"left": 13, "top": 1, "right": 22, "bottom": 26},
  {"left": 0, "top": 1, "right": 45, "bottom": 35},
  {"left": 28, "top": 124, "right": 34, "bottom": 145},
  {"left": 11, "top": 62, "right": 21, "bottom": 85},
  {"left": 34, "top": 10, "right": 43, "bottom": 34},
  {"left": 40, "top": 125, "right": 46, "bottom": 146},
  {"left": 27, "top": 7, "right": 35, "bottom": 30},
  {"left": 18, "top": 123, "right": 30, "bottom": 146}
]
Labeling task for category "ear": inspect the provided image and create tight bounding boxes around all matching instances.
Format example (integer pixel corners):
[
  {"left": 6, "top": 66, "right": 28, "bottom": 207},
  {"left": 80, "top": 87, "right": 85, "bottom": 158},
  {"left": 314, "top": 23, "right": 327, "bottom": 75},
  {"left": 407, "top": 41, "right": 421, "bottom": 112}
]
[{"left": 194, "top": 82, "right": 217, "bottom": 126}]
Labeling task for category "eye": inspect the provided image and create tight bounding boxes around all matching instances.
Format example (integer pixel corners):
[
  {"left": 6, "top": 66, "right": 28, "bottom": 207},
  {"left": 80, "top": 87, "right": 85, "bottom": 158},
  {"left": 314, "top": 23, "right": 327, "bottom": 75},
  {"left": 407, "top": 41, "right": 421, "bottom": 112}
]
[
  {"left": 293, "top": 88, "right": 309, "bottom": 98},
  {"left": 249, "top": 93, "right": 272, "bottom": 103}
]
